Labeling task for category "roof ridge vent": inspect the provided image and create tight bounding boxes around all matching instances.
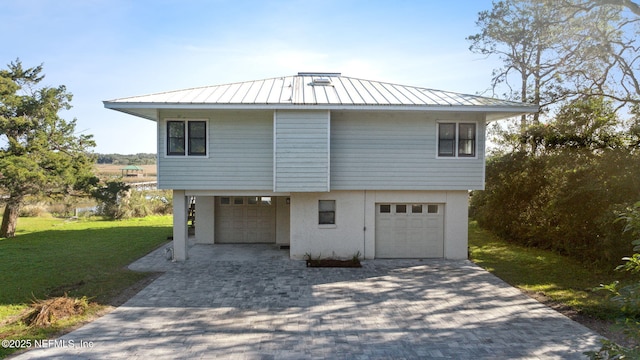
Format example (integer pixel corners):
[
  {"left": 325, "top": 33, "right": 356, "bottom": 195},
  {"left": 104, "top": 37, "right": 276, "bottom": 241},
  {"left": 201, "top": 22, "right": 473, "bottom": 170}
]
[{"left": 298, "top": 72, "right": 341, "bottom": 77}]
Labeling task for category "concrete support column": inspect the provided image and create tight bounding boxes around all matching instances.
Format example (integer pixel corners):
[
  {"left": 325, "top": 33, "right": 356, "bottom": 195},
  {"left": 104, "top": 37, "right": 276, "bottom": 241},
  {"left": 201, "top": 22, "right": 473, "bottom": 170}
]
[
  {"left": 444, "top": 191, "right": 469, "bottom": 259},
  {"left": 173, "top": 190, "right": 189, "bottom": 261},
  {"left": 195, "top": 196, "right": 215, "bottom": 244}
]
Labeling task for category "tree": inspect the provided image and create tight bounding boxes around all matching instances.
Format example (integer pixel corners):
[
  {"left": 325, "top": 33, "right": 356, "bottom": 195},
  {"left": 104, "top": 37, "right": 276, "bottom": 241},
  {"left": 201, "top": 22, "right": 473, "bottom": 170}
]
[
  {"left": 567, "top": 0, "right": 640, "bottom": 104},
  {"left": 0, "top": 59, "right": 96, "bottom": 237},
  {"left": 91, "top": 181, "right": 131, "bottom": 220},
  {"left": 471, "top": 98, "right": 640, "bottom": 264},
  {"left": 468, "top": 0, "right": 637, "bottom": 130}
]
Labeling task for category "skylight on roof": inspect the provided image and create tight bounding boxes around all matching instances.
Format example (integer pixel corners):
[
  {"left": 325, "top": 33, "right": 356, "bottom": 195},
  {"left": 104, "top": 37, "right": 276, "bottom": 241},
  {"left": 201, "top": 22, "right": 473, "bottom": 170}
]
[
  {"left": 311, "top": 77, "right": 332, "bottom": 86},
  {"left": 299, "top": 72, "right": 340, "bottom": 86}
]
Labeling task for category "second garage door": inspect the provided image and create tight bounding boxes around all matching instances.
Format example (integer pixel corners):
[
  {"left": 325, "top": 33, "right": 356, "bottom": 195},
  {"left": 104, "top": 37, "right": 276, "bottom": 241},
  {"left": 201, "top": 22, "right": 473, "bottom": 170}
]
[
  {"left": 215, "top": 196, "right": 276, "bottom": 243},
  {"left": 375, "top": 203, "right": 444, "bottom": 258}
]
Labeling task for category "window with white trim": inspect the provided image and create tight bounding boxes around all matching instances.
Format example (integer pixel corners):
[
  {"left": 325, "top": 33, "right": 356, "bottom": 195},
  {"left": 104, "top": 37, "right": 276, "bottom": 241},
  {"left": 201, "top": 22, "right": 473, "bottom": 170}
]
[
  {"left": 437, "top": 122, "right": 476, "bottom": 158},
  {"left": 166, "top": 120, "right": 207, "bottom": 156},
  {"left": 319, "top": 200, "right": 336, "bottom": 225}
]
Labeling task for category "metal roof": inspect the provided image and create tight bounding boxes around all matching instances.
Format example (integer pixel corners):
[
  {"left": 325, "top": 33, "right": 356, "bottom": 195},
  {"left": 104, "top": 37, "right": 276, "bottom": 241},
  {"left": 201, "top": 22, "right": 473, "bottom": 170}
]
[{"left": 104, "top": 72, "right": 538, "bottom": 121}]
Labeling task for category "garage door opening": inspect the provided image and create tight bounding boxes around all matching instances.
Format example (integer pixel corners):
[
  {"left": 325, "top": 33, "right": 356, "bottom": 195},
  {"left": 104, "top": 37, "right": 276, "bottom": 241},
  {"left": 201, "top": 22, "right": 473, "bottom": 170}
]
[
  {"left": 215, "top": 196, "right": 276, "bottom": 243},
  {"left": 375, "top": 203, "right": 444, "bottom": 258}
]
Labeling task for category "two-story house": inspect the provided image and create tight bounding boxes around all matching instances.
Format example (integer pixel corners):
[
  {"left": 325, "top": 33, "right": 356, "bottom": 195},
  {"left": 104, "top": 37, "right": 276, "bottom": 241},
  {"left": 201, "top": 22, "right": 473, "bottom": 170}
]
[{"left": 104, "top": 72, "right": 537, "bottom": 261}]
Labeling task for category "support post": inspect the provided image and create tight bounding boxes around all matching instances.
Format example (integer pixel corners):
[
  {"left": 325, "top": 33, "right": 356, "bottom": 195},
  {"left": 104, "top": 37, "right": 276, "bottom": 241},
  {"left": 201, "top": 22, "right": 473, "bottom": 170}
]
[{"left": 172, "top": 190, "right": 189, "bottom": 261}]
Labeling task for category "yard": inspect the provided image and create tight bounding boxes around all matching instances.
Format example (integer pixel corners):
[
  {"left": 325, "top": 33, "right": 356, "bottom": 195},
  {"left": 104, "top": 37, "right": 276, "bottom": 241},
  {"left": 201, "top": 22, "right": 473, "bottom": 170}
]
[
  {"left": 0, "top": 217, "right": 633, "bottom": 358},
  {"left": 0, "top": 215, "right": 171, "bottom": 358},
  {"left": 468, "top": 221, "right": 634, "bottom": 347}
]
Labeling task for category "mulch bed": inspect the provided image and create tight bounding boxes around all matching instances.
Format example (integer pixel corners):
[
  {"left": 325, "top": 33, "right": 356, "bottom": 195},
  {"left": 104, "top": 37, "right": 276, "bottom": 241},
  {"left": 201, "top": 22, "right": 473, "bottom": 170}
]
[{"left": 305, "top": 259, "right": 362, "bottom": 268}]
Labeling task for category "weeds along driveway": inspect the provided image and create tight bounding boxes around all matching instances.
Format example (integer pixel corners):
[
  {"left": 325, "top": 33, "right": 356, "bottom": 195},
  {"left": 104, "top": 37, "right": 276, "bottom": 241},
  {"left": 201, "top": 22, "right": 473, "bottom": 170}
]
[{"left": 12, "top": 244, "right": 601, "bottom": 360}]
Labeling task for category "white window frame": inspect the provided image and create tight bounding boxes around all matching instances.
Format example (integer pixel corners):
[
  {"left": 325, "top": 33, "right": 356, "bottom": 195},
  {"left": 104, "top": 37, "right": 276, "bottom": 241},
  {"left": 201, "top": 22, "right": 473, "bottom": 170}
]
[
  {"left": 318, "top": 200, "right": 336, "bottom": 227},
  {"left": 436, "top": 121, "right": 478, "bottom": 159},
  {"left": 165, "top": 118, "right": 209, "bottom": 157}
]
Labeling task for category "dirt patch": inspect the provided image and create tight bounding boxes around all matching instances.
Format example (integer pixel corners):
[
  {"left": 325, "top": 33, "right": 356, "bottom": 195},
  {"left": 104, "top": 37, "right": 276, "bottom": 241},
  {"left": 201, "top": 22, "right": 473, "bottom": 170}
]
[{"left": 525, "top": 290, "right": 637, "bottom": 348}]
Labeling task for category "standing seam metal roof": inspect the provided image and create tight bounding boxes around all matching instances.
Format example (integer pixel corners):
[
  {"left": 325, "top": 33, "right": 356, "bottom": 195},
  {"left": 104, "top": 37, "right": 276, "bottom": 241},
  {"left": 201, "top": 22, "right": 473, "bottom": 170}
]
[
  {"left": 105, "top": 73, "right": 533, "bottom": 107},
  {"left": 103, "top": 73, "right": 538, "bottom": 121}
]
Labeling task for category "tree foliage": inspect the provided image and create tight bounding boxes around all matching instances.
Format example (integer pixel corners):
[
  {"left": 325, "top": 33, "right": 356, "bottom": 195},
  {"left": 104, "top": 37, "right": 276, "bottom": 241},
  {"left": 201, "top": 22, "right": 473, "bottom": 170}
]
[
  {"left": 91, "top": 180, "right": 131, "bottom": 220},
  {"left": 468, "top": 0, "right": 639, "bottom": 129},
  {"left": 0, "top": 59, "right": 95, "bottom": 237},
  {"left": 586, "top": 202, "right": 640, "bottom": 358},
  {"left": 471, "top": 98, "right": 640, "bottom": 265}
]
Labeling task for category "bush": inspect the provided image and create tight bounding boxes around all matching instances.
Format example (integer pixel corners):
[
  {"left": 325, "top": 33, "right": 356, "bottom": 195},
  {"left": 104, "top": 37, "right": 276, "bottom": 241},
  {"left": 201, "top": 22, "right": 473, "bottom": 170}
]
[
  {"left": 471, "top": 149, "right": 639, "bottom": 265},
  {"left": 91, "top": 181, "right": 131, "bottom": 219},
  {"left": 587, "top": 202, "right": 640, "bottom": 358},
  {"left": 91, "top": 181, "right": 172, "bottom": 220},
  {"left": 472, "top": 98, "right": 640, "bottom": 266},
  {"left": 19, "top": 203, "right": 48, "bottom": 217}
]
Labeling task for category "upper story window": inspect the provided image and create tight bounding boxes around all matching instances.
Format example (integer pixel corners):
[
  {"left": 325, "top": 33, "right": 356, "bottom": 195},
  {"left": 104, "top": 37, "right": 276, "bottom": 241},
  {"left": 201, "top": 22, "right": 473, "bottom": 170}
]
[
  {"left": 438, "top": 122, "right": 476, "bottom": 158},
  {"left": 166, "top": 120, "right": 207, "bottom": 156}
]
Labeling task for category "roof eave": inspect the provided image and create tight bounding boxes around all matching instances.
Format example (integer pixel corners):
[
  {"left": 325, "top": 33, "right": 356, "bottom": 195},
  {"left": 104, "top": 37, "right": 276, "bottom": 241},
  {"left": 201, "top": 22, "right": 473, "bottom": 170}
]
[{"left": 104, "top": 102, "right": 539, "bottom": 122}]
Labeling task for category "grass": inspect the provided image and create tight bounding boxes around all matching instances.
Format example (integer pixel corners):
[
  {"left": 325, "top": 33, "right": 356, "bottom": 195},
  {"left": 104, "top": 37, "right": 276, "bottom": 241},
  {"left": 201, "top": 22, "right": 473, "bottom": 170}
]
[
  {"left": 0, "top": 215, "right": 172, "bottom": 358},
  {"left": 468, "top": 221, "right": 624, "bottom": 320}
]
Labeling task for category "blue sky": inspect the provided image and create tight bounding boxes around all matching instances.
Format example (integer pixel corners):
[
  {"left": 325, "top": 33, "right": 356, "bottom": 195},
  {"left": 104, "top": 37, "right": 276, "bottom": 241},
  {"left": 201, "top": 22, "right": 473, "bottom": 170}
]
[{"left": 2, "top": 0, "right": 500, "bottom": 154}]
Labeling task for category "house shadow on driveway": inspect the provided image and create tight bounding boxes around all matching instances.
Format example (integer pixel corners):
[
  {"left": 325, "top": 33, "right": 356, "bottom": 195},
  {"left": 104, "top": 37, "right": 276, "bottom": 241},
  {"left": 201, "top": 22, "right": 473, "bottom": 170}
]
[{"left": 12, "top": 244, "right": 602, "bottom": 360}]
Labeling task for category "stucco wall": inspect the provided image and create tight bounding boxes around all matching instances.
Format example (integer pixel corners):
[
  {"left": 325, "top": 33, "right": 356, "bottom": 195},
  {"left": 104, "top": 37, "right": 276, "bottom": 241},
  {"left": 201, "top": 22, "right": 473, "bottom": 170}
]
[
  {"left": 289, "top": 191, "right": 366, "bottom": 260},
  {"left": 289, "top": 190, "right": 469, "bottom": 260}
]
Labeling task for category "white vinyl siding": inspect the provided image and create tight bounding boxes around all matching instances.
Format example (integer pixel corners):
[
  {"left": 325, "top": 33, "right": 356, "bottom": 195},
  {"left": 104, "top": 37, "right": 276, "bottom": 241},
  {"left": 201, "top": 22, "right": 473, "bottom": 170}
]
[
  {"left": 274, "top": 110, "right": 330, "bottom": 192},
  {"left": 158, "top": 110, "right": 273, "bottom": 190},
  {"left": 156, "top": 110, "right": 485, "bottom": 191},
  {"left": 330, "top": 111, "right": 485, "bottom": 191}
]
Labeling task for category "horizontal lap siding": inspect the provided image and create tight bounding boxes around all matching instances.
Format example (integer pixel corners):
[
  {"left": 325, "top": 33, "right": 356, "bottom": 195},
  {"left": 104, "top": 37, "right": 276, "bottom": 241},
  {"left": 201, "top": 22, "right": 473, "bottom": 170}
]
[
  {"left": 158, "top": 111, "right": 273, "bottom": 190},
  {"left": 330, "top": 112, "right": 485, "bottom": 190},
  {"left": 274, "top": 110, "right": 330, "bottom": 192}
]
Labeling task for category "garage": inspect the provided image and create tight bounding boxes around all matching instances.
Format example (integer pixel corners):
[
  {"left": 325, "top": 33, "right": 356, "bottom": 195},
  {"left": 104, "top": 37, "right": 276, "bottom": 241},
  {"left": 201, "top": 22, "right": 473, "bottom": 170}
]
[
  {"left": 215, "top": 196, "right": 276, "bottom": 243},
  {"left": 375, "top": 203, "right": 444, "bottom": 258}
]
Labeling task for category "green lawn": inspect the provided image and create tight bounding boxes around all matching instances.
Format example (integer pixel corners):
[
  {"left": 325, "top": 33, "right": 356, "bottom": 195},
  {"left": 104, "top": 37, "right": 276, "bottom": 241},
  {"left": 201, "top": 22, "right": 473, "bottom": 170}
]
[
  {"left": 468, "top": 221, "right": 623, "bottom": 319},
  {"left": 0, "top": 215, "right": 172, "bottom": 358}
]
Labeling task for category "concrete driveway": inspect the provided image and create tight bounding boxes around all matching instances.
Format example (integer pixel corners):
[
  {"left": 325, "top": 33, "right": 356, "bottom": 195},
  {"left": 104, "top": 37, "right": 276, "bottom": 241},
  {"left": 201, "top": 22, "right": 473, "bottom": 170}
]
[{"left": 12, "top": 244, "right": 602, "bottom": 359}]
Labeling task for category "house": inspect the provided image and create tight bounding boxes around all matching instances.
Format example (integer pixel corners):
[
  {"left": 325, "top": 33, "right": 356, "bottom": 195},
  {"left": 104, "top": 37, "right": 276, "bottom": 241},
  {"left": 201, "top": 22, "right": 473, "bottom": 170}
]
[{"left": 104, "top": 72, "right": 537, "bottom": 261}]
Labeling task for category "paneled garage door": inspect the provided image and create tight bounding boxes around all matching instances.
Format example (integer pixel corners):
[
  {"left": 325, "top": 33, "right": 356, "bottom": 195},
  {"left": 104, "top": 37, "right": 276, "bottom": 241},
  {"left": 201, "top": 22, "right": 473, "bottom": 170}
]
[
  {"left": 215, "top": 196, "right": 276, "bottom": 243},
  {"left": 375, "top": 203, "right": 444, "bottom": 258}
]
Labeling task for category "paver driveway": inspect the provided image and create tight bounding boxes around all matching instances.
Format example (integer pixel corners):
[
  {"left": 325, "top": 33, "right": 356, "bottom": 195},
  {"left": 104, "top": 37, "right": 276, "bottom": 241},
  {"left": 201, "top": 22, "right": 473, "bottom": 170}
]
[{"left": 12, "top": 244, "right": 602, "bottom": 359}]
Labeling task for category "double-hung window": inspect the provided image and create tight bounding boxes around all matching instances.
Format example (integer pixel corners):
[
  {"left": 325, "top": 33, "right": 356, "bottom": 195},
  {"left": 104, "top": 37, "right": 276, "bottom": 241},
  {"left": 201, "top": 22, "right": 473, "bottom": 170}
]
[
  {"left": 438, "top": 122, "right": 476, "bottom": 158},
  {"left": 318, "top": 200, "right": 336, "bottom": 225},
  {"left": 166, "top": 120, "right": 207, "bottom": 156}
]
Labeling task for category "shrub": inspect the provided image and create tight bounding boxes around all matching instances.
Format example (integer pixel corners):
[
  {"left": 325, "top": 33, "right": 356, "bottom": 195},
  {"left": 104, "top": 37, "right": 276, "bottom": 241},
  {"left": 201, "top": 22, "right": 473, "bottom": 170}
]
[
  {"left": 19, "top": 203, "right": 48, "bottom": 217},
  {"left": 90, "top": 181, "right": 172, "bottom": 220},
  {"left": 472, "top": 98, "right": 640, "bottom": 266},
  {"left": 91, "top": 181, "right": 131, "bottom": 220},
  {"left": 587, "top": 202, "right": 640, "bottom": 358}
]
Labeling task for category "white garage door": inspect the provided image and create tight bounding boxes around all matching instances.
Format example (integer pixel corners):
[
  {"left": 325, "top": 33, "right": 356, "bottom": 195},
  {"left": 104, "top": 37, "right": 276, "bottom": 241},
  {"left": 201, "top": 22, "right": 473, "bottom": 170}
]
[
  {"left": 375, "top": 203, "right": 444, "bottom": 258},
  {"left": 215, "top": 196, "right": 276, "bottom": 243}
]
